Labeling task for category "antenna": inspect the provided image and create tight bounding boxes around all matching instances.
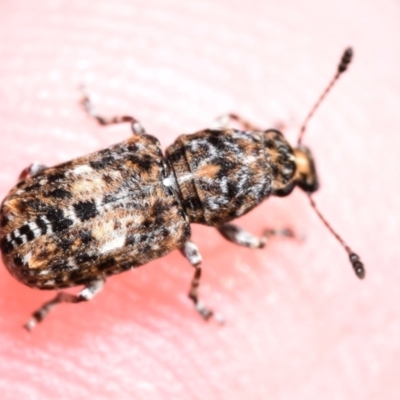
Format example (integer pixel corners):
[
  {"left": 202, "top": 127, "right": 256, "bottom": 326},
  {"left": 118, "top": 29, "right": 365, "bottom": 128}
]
[
  {"left": 307, "top": 193, "right": 365, "bottom": 279},
  {"left": 297, "top": 47, "right": 353, "bottom": 146}
]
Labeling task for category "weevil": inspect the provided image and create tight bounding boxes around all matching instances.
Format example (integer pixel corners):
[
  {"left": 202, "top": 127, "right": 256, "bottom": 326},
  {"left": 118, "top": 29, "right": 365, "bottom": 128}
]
[{"left": 0, "top": 48, "right": 365, "bottom": 330}]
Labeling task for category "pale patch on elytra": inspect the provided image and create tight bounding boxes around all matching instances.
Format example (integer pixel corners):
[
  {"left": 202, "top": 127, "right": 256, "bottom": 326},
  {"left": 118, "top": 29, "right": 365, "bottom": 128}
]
[
  {"left": 22, "top": 252, "right": 32, "bottom": 266},
  {"left": 100, "top": 235, "right": 126, "bottom": 254},
  {"left": 27, "top": 221, "right": 39, "bottom": 236},
  {"left": 12, "top": 229, "right": 21, "bottom": 238},
  {"left": 72, "top": 165, "right": 93, "bottom": 175},
  {"left": 39, "top": 269, "right": 51, "bottom": 276}
]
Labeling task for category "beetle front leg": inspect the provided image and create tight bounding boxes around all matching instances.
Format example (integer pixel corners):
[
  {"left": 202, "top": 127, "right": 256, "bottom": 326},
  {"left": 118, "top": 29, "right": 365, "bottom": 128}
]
[
  {"left": 217, "top": 223, "right": 297, "bottom": 249},
  {"left": 180, "top": 241, "right": 215, "bottom": 321},
  {"left": 18, "top": 162, "right": 48, "bottom": 181},
  {"left": 24, "top": 278, "right": 105, "bottom": 331},
  {"left": 80, "top": 86, "right": 145, "bottom": 136}
]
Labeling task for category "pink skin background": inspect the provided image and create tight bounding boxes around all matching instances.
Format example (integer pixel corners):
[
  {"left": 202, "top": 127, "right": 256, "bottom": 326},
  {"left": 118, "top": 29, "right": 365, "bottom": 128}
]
[{"left": 0, "top": 0, "right": 399, "bottom": 399}]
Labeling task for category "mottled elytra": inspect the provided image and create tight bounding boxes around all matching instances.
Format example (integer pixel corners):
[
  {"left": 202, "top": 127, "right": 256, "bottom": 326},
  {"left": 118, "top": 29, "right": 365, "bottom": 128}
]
[{"left": 0, "top": 48, "right": 365, "bottom": 330}]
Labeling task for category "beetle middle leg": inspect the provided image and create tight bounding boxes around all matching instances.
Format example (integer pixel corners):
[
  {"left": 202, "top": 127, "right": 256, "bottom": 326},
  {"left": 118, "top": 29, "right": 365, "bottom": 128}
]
[
  {"left": 217, "top": 223, "right": 297, "bottom": 249},
  {"left": 80, "top": 86, "right": 145, "bottom": 135},
  {"left": 180, "top": 241, "right": 215, "bottom": 321},
  {"left": 24, "top": 278, "right": 105, "bottom": 331},
  {"left": 214, "top": 113, "right": 261, "bottom": 130}
]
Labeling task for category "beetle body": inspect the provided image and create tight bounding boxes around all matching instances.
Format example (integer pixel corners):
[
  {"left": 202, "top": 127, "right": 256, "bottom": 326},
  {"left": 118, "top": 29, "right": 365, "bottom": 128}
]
[
  {"left": 1, "top": 127, "right": 314, "bottom": 287},
  {"left": 0, "top": 48, "right": 364, "bottom": 329}
]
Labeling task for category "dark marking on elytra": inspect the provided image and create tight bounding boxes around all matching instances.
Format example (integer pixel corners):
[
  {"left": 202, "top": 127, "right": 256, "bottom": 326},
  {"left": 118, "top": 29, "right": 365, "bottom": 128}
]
[
  {"left": 79, "top": 230, "right": 93, "bottom": 244},
  {"left": 59, "top": 237, "right": 74, "bottom": 251},
  {"left": 155, "top": 213, "right": 165, "bottom": 226},
  {"left": 142, "top": 219, "right": 152, "bottom": 229},
  {"left": 76, "top": 253, "right": 97, "bottom": 264},
  {"left": 14, "top": 200, "right": 29, "bottom": 214},
  {"left": 142, "top": 244, "right": 151, "bottom": 253},
  {"left": 161, "top": 228, "right": 169, "bottom": 238},
  {"left": 50, "top": 259, "right": 70, "bottom": 272},
  {"left": 24, "top": 183, "right": 42, "bottom": 192},
  {"left": 47, "top": 171, "right": 66, "bottom": 183},
  {"left": 73, "top": 200, "right": 98, "bottom": 221},
  {"left": 18, "top": 225, "right": 35, "bottom": 242},
  {"left": 68, "top": 270, "right": 88, "bottom": 285},
  {"left": 44, "top": 188, "right": 71, "bottom": 199},
  {"left": 13, "top": 255, "right": 24, "bottom": 267},
  {"left": 102, "top": 193, "right": 120, "bottom": 204},
  {"left": 227, "top": 181, "right": 237, "bottom": 198},
  {"left": 125, "top": 234, "right": 136, "bottom": 246},
  {"left": 97, "top": 256, "right": 116, "bottom": 271},
  {"left": 14, "top": 236, "right": 24, "bottom": 246},
  {"left": 0, "top": 237, "right": 13, "bottom": 254},
  {"left": 45, "top": 207, "right": 73, "bottom": 233},
  {"left": 119, "top": 261, "right": 134, "bottom": 271},
  {"left": 89, "top": 155, "right": 115, "bottom": 170},
  {"left": 35, "top": 217, "right": 48, "bottom": 235},
  {"left": 24, "top": 199, "right": 43, "bottom": 212},
  {"left": 102, "top": 174, "right": 114, "bottom": 184},
  {"left": 128, "top": 154, "right": 153, "bottom": 172}
]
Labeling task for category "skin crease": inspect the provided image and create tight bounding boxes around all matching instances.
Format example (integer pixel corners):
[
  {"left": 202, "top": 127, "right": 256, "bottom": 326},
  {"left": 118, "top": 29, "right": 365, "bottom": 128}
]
[{"left": 0, "top": 0, "right": 399, "bottom": 399}]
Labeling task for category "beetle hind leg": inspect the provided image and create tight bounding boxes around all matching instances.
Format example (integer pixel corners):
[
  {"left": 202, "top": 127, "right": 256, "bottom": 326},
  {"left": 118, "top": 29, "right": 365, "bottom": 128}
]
[
  {"left": 80, "top": 86, "right": 145, "bottom": 135},
  {"left": 18, "top": 163, "right": 48, "bottom": 181},
  {"left": 24, "top": 278, "right": 105, "bottom": 331}
]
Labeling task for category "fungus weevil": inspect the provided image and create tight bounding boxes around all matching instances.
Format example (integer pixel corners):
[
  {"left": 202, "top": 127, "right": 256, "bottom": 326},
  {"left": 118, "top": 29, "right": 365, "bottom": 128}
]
[{"left": 0, "top": 48, "right": 365, "bottom": 330}]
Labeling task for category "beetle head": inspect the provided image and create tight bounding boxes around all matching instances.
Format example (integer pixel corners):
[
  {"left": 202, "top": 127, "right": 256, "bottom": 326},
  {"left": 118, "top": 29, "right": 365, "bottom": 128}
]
[{"left": 293, "top": 145, "right": 319, "bottom": 193}]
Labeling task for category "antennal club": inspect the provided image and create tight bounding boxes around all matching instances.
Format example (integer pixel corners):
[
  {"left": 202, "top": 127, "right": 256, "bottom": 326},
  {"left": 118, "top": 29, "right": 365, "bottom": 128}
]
[
  {"left": 297, "top": 47, "right": 353, "bottom": 146},
  {"left": 307, "top": 193, "right": 365, "bottom": 279}
]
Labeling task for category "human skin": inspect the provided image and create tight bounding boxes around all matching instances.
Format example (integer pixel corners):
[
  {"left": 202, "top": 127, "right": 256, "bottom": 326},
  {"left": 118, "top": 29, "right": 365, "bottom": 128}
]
[{"left": 0, "top": 0, "right": 399, "bottom": 399}]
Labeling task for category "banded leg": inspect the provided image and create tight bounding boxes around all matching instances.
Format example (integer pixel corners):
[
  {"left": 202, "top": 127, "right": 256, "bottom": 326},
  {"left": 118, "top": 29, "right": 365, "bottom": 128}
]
[
  {"left": 18, "top": 163, "right": 47, "bottom": 181},
  {"left": 214, "top": 113, "right": 261, "bottom": 131},
  {"left": 180, "top": 241, "right": 214, "bottom": 321},
  {"left": 80, "top": 86, "right": 145, "bottom": 135},
  {"left": 24, "top": 278, "right": 105, "bottom": 331},
  {"left": 217, "top": 223, "right": 298, "bottom": 249}
]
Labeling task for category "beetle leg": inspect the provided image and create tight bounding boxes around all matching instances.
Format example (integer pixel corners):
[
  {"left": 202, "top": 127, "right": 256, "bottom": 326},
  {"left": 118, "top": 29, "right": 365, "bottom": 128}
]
[
  {"left": 213, "top": 113, "right": 261, "bottom": 130},
  {"left": 18, "top": 163, "right": 48, "bottom": 181},
  {"left": 180, "top": 241, "right": 215, "bottom": 321},
  {"left": 80, "top": 86, "right": 145, "bottom": 135},
  {"left": 24, "top": 278, "right": 105, "bottom": 331},
  {"left": 217, "top": 223, "right": 298, "bottom": 249}
]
